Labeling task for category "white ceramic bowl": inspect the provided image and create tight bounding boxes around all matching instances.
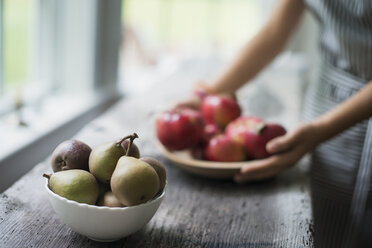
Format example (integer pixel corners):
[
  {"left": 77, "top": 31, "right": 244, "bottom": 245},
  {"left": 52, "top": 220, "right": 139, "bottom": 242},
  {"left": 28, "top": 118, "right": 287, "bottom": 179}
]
[{"left": 45, "top": 182, "right": 165, "bottom": 242}]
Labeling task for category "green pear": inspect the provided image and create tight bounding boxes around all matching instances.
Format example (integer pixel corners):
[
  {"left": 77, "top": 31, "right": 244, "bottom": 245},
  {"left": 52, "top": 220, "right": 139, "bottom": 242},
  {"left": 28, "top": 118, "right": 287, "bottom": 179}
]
[
  {"left": 111, "top": 156, "right": 160, "bottom": 206},
  {"left": 89, "top": 134, "right": 139, "bottom": 184},
  {"left": 89, "top": 142, "right": 125, "bottom": 184},
  {"left": 140, "top": 157, "right": 166, "bottom": 193},
  {"left": 97, "top": 191, "right": 125, "bottom": 207},
  {"left": 44, "top": 169, "right": 99, "bottom": 205}
]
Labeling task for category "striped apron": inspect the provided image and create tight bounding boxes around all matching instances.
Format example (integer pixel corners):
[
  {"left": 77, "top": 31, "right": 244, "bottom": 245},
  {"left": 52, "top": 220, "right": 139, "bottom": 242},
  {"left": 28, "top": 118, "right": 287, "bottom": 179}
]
[{"left": 303, "top": 0, "right": 372, "bottom": 247}]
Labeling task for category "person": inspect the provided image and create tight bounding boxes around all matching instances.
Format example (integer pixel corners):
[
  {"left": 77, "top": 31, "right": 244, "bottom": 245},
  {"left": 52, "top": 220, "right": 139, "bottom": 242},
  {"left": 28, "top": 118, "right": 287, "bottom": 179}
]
[{"left": 176, "top": 0, "right": 372, "bottom": 247}]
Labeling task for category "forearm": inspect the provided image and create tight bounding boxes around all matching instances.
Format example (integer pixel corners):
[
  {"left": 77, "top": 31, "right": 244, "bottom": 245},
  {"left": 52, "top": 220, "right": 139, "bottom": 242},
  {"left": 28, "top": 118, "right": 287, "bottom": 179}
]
[
  {"left": 313, "top": 80, "right": 372, "bottom": 143},
  {"left": 211, "top": 27, "right": 290, "bottom": 94},
  {"left": 209, "top": 0, "right": 305, "bottom": 95}
]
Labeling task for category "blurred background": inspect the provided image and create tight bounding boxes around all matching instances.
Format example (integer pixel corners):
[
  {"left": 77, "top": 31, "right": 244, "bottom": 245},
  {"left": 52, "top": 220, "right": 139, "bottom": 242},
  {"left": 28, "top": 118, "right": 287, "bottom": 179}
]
[{"left": 0, "top": 0, "right": 318, "bottom": 191}]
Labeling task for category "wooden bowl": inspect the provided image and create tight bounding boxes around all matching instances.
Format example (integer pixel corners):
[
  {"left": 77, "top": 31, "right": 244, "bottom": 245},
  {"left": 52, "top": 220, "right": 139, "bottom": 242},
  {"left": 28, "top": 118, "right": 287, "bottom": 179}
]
[{"left": 156, "top": 141, "right": 248, "bottom": 179}]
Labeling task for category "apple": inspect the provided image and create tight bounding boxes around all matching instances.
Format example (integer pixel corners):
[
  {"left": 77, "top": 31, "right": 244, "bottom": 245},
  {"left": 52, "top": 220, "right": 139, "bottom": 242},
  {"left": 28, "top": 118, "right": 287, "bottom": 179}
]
[
  {"left": 204, "top": 134, "right": 246, "bottom": 162},
  {"left": 190, "top": 123, "right": 221, "bottom": 160},
  {"left": 203, "top": 123, "right": 222, "bottom": 143},
  {"left": 201, "top": 95, "right": 241, "bottom": 129},
  {"left": 156, "top": 108, "right": 204, "bottom": 150},
  {"left": 225, "top": 116, "right": 263, "bottom": 145},
  {"left": 244, "top": 123, "right": 287, "bottom": 159}
]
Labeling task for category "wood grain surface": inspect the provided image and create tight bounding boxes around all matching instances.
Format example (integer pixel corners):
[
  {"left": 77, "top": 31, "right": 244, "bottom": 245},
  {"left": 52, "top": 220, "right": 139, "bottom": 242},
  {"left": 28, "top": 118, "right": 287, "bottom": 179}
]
[{"left": 0, "top": 62, "right": 314, "bottom": 247}]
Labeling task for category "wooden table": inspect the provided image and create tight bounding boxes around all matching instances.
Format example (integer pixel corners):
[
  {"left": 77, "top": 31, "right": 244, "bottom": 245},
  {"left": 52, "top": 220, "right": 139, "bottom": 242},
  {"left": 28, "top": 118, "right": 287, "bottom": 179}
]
[{"left": 0, "top": 62, "right": 314, "bottom": 247}]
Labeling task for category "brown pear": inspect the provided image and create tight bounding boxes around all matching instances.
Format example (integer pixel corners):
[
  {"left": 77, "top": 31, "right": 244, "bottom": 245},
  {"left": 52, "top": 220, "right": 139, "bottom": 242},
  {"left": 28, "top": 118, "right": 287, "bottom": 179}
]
[
  {"left": 140, "top": 157, "right": 166, "bottom": 193},
  {"left": 121, "top": 140, "right": 140, "bottom": 158},
  {"left": 51, "top": 140, "right": 91, "bottom": 172}
]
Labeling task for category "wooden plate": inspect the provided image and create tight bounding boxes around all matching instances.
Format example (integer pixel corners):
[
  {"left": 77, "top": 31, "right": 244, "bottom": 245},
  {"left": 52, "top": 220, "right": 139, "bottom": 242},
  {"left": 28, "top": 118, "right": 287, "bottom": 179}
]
[{"left": 155, "top": 141, "right": 248, "bottom": 179}]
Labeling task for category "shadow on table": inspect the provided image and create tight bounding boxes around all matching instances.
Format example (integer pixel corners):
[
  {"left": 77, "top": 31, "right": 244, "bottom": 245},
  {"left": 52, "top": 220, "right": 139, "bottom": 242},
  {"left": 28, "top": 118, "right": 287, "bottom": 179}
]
[{"left": 165, "top": 160, "right": 310, "bottom": 195}]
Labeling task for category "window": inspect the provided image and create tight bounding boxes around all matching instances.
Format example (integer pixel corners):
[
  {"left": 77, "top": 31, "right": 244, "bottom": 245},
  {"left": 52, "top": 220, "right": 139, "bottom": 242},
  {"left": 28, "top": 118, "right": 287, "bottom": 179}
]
[
  {"left": 0, "top": 0, "right": 122, "bottom": 115},
  {"left": 0, "top": 0, "right": 39, "bottom": 114},
  {"left": 2, "top": 0, "right": 37, "bottom": 93}
]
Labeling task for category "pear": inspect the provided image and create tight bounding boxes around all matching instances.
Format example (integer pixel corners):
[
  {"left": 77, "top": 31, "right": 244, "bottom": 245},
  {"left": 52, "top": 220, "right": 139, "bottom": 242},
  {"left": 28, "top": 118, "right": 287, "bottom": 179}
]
[
  {"left": 43, "top": 169, "right": 99, "bottom": 205},
  {"left": 50, "top": 140, "right": 91, "bottom": 172},
  {"left": 89, "top": 134, "right": 139, "bottom": 184},
  {"left": 140, "top": 157, "right": 166, "bottom": 193},
  {"left": 121, "top": 140, "right": 140, "bottom": 158},
  {"left": 97, "top": 191, "right": 125, "bottom": 207},
  {"left": 111, "top": 156, "right": 160, "bottom": 206}
]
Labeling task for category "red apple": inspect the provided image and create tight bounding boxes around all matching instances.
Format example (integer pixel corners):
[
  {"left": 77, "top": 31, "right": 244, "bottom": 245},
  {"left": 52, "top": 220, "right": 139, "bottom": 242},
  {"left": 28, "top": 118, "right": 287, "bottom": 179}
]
[
  {"left": 244, "top": 123, "right": 287, "bottom": 159},
  {"left": 156, "top": 108, "right": 204, "bottom": 150},
  {"left": 225, "top": 116, "right": 263, "bottom": 145},
  {"left": 204, "top": 135, "right": 246, "bottom": 162},
  {"left": 203, "top": 123, "right": 222, "bottom": 143},
  {"left": 201, "top": 95, "right": 241, "bottom": 129}
]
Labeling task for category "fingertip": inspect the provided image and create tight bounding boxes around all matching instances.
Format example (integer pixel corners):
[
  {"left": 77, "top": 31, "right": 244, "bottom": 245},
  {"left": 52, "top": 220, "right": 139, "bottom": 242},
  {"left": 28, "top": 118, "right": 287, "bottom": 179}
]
[
  {"left": 241, "top": 164, "right": 254, "bottom": 174},
  {"left": 266, "top": 142, "right": 278, "bottom": 154},
  {"left": 266, "top": 135, "right": 287, "bottom": 153}
]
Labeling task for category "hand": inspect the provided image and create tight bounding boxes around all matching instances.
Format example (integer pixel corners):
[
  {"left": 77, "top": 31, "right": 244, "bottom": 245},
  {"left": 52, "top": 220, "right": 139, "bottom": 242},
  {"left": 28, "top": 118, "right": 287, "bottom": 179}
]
[
  {"left": 174, "top": 81, "right": 237, "bottom": 110},
  {"left": 174, "top": 96, "right": 202, "bottom": 110},
  {"left": 174, "top": 81, "right": 212, "bottom": 110},
  {"left": 234, "top": 123, "right": 320, "bottom": 183}
]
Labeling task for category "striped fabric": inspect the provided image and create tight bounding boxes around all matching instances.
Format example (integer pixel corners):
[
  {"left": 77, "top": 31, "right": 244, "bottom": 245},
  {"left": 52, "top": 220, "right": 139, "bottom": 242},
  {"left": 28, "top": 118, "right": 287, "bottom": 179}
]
[
  {"left": 305, "top": 0, "right": 372, "bottom": 80},
  {"left": 302, "top": 0, "right": 372, "bottom": 247}
]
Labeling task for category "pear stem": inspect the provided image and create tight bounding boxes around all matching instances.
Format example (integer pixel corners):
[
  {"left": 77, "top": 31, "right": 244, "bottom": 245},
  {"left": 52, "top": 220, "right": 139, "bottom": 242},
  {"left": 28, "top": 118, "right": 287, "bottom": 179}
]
[
  {"left": 253, "top": 122, "right": 267, "bottom": 135},
  {"left": 116, "top": 134, "right": 134, "bottom": 147},
  {"left": 126, "top": 133, "right": 139, "bottom": 156},
  {"left": 43, "top": 173, "right": 51, "bottom": 179}
]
